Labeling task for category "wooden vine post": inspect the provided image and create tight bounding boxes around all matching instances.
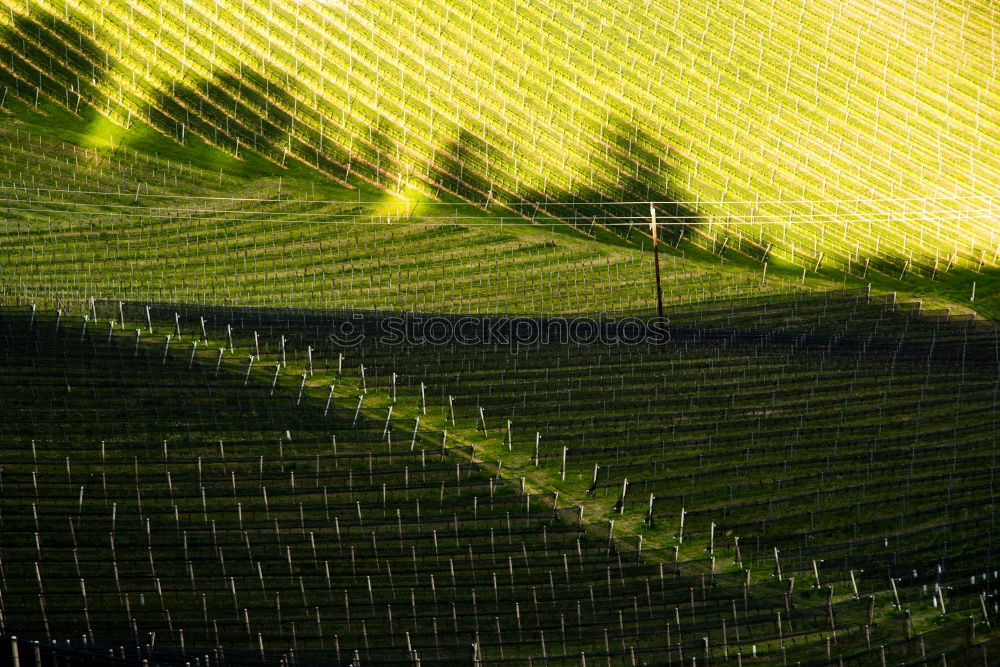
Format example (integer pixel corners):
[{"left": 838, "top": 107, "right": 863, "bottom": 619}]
[{"left": 650, "top": 203, "right": 664, "bottom": 320}]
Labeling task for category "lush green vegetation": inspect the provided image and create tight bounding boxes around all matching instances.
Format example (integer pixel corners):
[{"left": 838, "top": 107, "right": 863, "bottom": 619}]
[
  {"left": 2, "top": 100, "right": 998, "bottom": 321},
  {"left": 1, "top": 0, "right": 997, "bottom": 283},
  {"left": 1, "top": 0, "right": 999, "bottom": 664},
  {"left": 3, "top": 296, "right": 1000, "bottom": 664},
  {"left": 0, "top": 101, "right": 835, "bottom": 317}
]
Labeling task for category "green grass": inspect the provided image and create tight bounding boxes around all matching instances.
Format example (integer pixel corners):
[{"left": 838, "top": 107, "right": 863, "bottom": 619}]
[
  {"left": 12, "top": 304, "right": 974, "bottom": 664},
  {"left": 0, "top": 0, "right": 997, "bottom": 282},
  {"left": 4, "top": 99, "right": 1000, "bottom": 322},
  {"left": 141, "top": 296, "right": 1000, "bottom": 660},
  {"left": 0, "top": 3, "right": 998, "bottom": 661},
  {"left": 0, "top": 100, "right": 822, "bottom": 315}
]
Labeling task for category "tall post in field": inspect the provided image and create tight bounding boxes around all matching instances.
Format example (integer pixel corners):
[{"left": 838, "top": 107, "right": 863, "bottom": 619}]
[{"left": 650, "top": 203, "right": 664, "bottom": 320}]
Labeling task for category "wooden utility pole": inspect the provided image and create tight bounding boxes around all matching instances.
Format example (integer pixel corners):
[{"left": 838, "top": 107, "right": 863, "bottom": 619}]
[{"left": 650, "top": 203, "right": 664, "bottom": 320}]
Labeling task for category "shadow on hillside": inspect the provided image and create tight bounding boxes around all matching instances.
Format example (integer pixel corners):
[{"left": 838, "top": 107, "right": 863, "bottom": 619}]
[
  {"left": 1, "top": 11, "right": 961, "bottom": 293},
  {"left": 421, "top": 117, "right": 702, "bottom": 248},
  {"left": 349, "top": 112, "right": 400, "bottom": 189},
  {"left": 0, "top": 9, "right": 109, "bottom": 112},
  {"left": 110, "top": 289, "right": 997, "bottom": 372},
  {"left": 538, "top": 116, "right": 701, "bottom": 247},
  {"left": 434, "top": 129, "right": 493, "bottom": 201},
  {"left": 0, "top": 11, "right": 707, "bottom": 234},
  {"left": 151, "top": 69, "right": 297, "bottom": 156},
  {"left": 146, "top": 66, "right": 348, "bottom": 179}
]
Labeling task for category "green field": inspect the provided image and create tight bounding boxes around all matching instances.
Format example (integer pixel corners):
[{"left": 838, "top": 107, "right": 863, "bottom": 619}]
[
  {"left": 0, "top": 0, "right": 999, "bottom": 664},
  {"left": 2, "top": 0, "right": 998, "bottom": 281}
]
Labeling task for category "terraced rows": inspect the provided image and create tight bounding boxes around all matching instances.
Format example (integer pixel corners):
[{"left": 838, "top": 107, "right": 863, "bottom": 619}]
[
  {"left": 73, "top": 291, "right": 996, "bottom": 662},
  {"left": 10, "top": 304, "right": 994, "bottom": 664},
  {"left": 0, "top": 126, "right": 819, "bottom": 316},
  {"left": 0, "top": 0, "right": 996, "bottom": 275},
  {"left": 0, "top": 2, "right": 998, "bottom": 664}
]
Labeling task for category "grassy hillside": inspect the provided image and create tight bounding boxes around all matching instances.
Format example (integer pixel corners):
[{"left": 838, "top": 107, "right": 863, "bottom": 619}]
[
  {"left": 1, "top": 100, "right": 846, "bottom": 317},
  {"left": 0, "top": 0, "right": 997, "bottom": 280},
  {"left": 1, "top": 0, "right": 999, "bottom": 663},
  {"left": 4, "top": 297, "right": 1000, "bottom": 664},
  {"left": 3, "top": 99, "right": 999, "bottom": 321}
]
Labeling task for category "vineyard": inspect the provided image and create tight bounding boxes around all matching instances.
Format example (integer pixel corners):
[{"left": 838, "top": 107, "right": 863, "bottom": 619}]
[
  {"left": 1, "top": 0, "right": 1000, "bottom": 665},
  {"left": 1, "top": 0, "right": 999, "bottom": 268},
  {"left": 2, "top": 295, "right": 1000, "bottom": 665}
]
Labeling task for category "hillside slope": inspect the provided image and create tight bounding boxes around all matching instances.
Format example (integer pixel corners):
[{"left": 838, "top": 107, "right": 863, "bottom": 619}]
[
  {"left": 0, "top": 105, "right": 833, "bottom": 316},
  {"left": 0, "top": 0, "right": 996, "bottom": 278}
]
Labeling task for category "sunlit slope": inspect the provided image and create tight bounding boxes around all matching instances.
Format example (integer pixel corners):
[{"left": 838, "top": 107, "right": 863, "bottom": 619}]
[
  {"left": 0, "top": 0, "right": 997, "bottom": 276},
  {"left": 0, "top": 120, "right": 815, "bottom": 314}
]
